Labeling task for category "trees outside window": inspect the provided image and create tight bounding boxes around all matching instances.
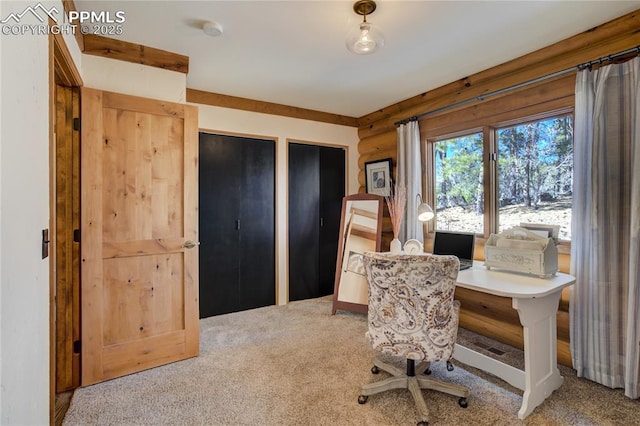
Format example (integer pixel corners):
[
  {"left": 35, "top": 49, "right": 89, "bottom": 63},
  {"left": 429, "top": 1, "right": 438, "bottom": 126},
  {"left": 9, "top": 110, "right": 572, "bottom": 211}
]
[
  {"left": 430, "top": 114, "right": 573, "bottom": 241},
  {"left": 497, "top": 115, "right": 573, "bottom": 240},
  {"left": 434, "top": 133, "right": 484, "bottom": 234}
]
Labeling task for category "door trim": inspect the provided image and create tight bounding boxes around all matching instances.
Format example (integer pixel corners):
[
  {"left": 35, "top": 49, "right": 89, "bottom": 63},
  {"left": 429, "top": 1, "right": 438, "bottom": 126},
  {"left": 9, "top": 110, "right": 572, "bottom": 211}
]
[{"left": 49, "top": 30, "right": 83, "bottom": 424}]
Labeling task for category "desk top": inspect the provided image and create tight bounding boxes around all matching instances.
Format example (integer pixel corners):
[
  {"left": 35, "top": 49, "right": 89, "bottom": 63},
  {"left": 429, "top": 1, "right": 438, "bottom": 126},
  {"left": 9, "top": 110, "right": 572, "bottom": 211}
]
[{"left": 457, "top": 261, "right": 575, "bottom": 298}]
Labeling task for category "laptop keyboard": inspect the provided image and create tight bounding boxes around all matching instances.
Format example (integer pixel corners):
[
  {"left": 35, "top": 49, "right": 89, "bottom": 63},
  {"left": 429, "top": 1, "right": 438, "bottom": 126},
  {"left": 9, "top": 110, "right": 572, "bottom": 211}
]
[{"left": 459, "top": 261, "right": 473, "bottom": 270}]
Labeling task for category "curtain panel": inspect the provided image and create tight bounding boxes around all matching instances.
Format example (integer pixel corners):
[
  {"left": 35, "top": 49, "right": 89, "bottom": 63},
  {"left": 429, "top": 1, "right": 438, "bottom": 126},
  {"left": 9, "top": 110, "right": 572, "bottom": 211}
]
[
  {"left": 571, "top": 57, "right": 640, "bottom": 399},
  {"left": 396, "top": 120, "right": 423, "bottom": 243}
]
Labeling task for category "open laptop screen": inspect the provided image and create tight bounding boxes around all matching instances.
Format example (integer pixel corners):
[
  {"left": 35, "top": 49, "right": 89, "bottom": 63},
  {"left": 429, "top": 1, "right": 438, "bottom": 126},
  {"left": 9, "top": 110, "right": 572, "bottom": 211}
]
[{"left": 433, "top": 231, "right": 475, "bottom": 266}]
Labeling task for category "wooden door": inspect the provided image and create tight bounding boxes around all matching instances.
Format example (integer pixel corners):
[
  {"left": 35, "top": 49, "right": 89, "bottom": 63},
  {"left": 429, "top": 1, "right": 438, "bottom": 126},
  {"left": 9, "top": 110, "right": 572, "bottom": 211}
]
[
  {"left": 55, "top": 84, "right": 81, "bottom": 392},
  {"left": 81, "top": 88, "right": 199, "bottom": 385}
]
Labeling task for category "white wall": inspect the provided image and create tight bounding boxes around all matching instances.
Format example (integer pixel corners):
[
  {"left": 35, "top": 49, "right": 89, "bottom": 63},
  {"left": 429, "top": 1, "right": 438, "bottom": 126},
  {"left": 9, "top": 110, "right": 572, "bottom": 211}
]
[
  {"left": 81, "top": 54, "right": 360, "bottom": 306},
  {"left": 0, "top": 26, "right": 357, "bottom": 422},
  {"left": 0, "top": 1, "right": 62, "bottom": 423},
  {"left": 196, "top": 106, "right": 360, "bottom": 305},
  {"left": 82, "top": 54, "right": 186, "bottom": 103}
]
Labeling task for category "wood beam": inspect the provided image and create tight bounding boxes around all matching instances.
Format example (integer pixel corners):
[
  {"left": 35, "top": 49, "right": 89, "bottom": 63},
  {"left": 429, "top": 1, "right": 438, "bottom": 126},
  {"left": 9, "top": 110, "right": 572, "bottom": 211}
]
[
  {"left": 61, "top": 0, "right": 189, "bottom": 75},
  {"left": 357, "top": 8, "right": 640, "bottom": 137},
  {"left": 83, "top": 34, "right": 189, "bottom": 74},
  {"left": 61, "top": 0, "right": 84, "bottom": 51},
  {"left": 187, "top": 88, "right": 359, "bottom": 127}
]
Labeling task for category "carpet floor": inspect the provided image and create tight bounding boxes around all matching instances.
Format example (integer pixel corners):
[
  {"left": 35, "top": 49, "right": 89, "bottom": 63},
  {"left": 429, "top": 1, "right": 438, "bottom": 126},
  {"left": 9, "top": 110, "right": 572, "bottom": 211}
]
[{"left": 63, "top": 296, "right": 639, "bottom": 425}]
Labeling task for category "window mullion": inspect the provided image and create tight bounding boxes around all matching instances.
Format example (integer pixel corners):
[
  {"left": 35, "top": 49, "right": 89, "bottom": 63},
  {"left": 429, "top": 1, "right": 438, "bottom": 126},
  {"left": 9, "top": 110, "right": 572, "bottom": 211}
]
[
  {"left": 485, "top": 126, "right": 498, "bottom": 237},
  {"left": 423, "top": 140, "right": 435, "bottom": 235}
]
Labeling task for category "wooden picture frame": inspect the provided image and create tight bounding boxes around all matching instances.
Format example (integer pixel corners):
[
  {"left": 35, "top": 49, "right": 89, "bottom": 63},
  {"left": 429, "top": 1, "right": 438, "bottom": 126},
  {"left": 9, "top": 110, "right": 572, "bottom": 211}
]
[
  {"left": 364, "top": 158, "right": 393, "bottom": 196},
  {"left": 331, "top": 193, "right": 384, "bottom": 315}
]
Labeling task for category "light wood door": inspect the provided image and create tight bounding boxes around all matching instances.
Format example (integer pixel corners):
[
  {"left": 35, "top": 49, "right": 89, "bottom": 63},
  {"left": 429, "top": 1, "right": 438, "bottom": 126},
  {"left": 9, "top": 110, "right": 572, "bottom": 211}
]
[{"left": 80, "top": 88, "right": 199, "bottom": 385}]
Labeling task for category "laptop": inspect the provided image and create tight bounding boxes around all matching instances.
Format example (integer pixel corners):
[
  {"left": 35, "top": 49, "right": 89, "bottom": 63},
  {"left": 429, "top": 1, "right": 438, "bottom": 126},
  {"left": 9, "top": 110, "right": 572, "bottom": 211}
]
[{"left": 433, "top": 231, "right": 476, "bottom": 270}]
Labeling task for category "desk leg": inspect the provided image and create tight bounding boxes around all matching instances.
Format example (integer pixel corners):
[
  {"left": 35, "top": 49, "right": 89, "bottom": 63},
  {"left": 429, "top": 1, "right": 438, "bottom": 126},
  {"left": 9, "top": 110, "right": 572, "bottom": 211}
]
[{"left": 513, "top": 292, "right": 564, "bottom": 419}]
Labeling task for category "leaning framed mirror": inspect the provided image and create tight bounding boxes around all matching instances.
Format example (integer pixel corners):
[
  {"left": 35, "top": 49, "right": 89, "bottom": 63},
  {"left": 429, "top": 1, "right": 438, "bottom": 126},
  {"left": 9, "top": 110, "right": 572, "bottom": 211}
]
[{"left": 331, "top": 193, "right": 384, "bottom": 314}]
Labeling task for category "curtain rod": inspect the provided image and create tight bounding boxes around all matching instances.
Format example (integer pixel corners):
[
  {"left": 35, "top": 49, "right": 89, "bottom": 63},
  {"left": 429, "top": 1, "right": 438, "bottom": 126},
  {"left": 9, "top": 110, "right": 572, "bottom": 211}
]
[{"left": 395, "top": 45, "right": 640, "bottom": 127}]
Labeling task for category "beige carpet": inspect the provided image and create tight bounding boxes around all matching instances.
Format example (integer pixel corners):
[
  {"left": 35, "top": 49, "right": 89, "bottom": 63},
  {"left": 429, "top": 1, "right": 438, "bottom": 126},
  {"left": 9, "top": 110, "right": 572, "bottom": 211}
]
[{"left": 63, "top": 296, "right": 639, "bottom": 425}]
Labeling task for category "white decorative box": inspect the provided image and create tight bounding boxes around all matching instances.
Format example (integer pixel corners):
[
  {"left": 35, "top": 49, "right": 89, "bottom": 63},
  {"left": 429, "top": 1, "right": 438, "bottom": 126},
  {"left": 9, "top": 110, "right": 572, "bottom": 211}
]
[{"left": 484, "top": 227, "right": 558, "bottom": 278}]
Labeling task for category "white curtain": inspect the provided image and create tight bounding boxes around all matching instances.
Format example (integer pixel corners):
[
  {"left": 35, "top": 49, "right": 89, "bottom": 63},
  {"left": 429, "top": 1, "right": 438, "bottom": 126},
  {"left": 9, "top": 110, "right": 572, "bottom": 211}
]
[
  {"left": 396, "top": 120, "right": 423, "bottom": 243},
  {"left": 571, "top": 56, "right": 640, "bottom": 399}
]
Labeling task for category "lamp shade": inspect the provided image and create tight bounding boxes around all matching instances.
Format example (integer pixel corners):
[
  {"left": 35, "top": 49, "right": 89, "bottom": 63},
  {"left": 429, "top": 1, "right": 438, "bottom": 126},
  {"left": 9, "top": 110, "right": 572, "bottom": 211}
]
[
  {"left": 416, "top": 194, "right": 434, "bottom": 222},
  {"left": 418, "top": 203, "right": 434, "bottom": 222}
]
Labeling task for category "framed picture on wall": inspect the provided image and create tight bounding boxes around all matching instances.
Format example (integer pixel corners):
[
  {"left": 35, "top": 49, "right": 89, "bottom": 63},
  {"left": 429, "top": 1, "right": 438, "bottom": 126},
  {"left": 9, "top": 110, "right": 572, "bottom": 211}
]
[{"left": 364, "top": 158, "right": 393, "bottom": 196}]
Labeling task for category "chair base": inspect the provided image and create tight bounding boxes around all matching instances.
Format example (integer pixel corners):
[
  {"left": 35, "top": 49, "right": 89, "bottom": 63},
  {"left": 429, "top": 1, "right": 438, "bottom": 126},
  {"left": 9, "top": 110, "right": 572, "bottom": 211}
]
[{"left": 359, "top": 358, "right": 469, "bottom": 424}]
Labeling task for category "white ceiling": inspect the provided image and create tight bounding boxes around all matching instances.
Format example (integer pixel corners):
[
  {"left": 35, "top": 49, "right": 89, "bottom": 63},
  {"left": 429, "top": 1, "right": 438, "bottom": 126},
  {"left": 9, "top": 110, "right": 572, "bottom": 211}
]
[{"left": 74, "top": 1, "right": 640, "bottom": 118}]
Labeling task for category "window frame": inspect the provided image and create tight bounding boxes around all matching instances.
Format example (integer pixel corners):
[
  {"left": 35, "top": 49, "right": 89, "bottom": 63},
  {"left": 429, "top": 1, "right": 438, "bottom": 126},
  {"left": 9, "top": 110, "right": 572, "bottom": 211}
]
[
  {"left": 424, "top": 108, "right": 573, "bottom": 254},
  {"left": 428, "top": 128, "right": 488, "bottom": 235}
]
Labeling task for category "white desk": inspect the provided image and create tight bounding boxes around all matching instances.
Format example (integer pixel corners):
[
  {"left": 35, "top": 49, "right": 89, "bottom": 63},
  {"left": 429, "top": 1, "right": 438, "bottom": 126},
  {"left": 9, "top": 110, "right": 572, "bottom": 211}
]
[{"left": 454, "top": 261, "right": 575, "bottom": 419}]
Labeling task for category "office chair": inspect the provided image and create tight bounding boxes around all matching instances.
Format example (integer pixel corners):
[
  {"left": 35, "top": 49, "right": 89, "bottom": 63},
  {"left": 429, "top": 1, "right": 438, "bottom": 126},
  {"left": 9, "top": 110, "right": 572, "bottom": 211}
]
[{"left": 359, "top": 252, "right": 469, "bottom": 426}]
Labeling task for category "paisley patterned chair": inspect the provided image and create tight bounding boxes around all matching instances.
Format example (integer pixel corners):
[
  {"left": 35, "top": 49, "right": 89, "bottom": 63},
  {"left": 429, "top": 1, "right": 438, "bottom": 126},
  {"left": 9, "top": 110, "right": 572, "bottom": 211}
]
[{"left": 359, "top": 252, "right": 469, "bottom": 426}]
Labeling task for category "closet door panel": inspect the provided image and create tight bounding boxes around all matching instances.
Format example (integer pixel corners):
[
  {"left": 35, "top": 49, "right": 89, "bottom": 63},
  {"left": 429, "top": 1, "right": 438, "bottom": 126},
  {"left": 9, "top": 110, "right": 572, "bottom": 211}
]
[
  {"left": 319, "top": 147, "right": 346, "bottom": 295},
  {"left": 288, "top": 143, "right": 320, "bottom": 301},
  {"left": 199, "top": 134, "right": 241, "bottom": 317},
  {"left": 239, "top": 138, "right": 276, "bottom": 311}
]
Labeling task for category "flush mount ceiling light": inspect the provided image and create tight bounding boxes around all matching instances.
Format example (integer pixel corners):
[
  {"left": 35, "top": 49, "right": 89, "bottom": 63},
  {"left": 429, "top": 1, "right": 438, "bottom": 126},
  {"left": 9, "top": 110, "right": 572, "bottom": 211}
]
[
  {"left": 203, "top": 21, "right": 223, "bottom": 37},
  {"left": 346, "top": 0, "right": 384, "bottom": 55}
]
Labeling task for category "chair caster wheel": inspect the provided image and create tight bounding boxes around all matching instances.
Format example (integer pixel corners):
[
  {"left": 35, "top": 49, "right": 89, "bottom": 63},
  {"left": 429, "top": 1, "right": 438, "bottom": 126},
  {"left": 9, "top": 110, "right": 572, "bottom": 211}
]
[
  {"left": 424, "top": 368, "right": 431, "bottom": 375},
  {"left": 458, "top": 397, "right": 468, "bottom": 408},
  {"left": 447, "top": 361, "right": 454, "bottom": 371},
  {"left": 417, "top": 421, "right": 429, "bottom": 426},
  {"left": 358, "top": 395, "right": 368, "bottom": 404},
  {"left": 371, "top": 365, "right": 380, "bottom": 374}
]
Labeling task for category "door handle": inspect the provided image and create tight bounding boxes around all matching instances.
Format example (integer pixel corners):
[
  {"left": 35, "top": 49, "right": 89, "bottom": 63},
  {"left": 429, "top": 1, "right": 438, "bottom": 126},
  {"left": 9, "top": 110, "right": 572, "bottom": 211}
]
[{"left": 183, "top": 240, "right": 200, "bottom": 249}]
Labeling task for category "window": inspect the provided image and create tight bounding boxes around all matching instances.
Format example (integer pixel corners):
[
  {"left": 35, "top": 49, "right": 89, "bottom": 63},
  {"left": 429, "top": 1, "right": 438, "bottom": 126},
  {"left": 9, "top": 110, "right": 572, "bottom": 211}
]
[
  {"left": 429, "top": 114, "right": 573, "bottom": 241},
  {"left": 434, "top": 132, "right": 484, "bottom": 234},
  {"left": 497, "top": 115, "right": 573, "bottom": 240}
]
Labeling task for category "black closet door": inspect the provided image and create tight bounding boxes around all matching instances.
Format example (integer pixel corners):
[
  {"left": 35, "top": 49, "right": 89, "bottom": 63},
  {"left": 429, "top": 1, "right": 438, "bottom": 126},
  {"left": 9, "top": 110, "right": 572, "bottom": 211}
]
[
  {"left": 288, "top": 144, "right": 320, "bottom": 301},
  {"left": 199, "top": 134, "right": 242, "bottom": 317},
  {"left": 288, "top": 143, "right": 345, "bottom": 301},
  {"left": 199, "top": 133, "right": 275, "bottom": 318},
  {"left": 239, "top": 138, "right": 276, "bottom": 311},
  {"left": 319, "top": 147, "right": 345, "bottom": 295}
]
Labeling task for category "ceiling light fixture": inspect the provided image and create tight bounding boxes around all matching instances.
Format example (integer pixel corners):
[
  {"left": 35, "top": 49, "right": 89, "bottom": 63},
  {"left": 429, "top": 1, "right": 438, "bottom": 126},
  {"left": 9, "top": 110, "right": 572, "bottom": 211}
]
[
  {"left": 346, "top": 0, "right": 384, "bottom": 55},
  {"left": 203, "top": 21, "right": 223, "bottom": 37}
]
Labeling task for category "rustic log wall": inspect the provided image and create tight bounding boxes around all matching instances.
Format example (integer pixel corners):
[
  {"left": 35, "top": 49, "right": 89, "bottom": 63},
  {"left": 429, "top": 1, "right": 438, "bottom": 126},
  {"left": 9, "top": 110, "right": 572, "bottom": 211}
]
[{"left": 355, "top": 9, "right": 640, "bottom": 367}]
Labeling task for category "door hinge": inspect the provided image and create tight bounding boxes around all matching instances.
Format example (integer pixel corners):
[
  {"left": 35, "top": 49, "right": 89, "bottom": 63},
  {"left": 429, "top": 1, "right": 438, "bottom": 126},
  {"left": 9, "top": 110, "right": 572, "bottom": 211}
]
[
  {"left": 73, "top": 229, "right": 81, "bottom": 243},
  {"left": 73, "top": 340, "right": 81, "bottom": 354},
  {"left": 73, "top": 117, "right": 81, "bottom": 131},
  {"left": 490, "top": 152, "right": 497, "bottom": 161},
  {"left": 42, "top": 229, "right": 50, "bottom": 259}
]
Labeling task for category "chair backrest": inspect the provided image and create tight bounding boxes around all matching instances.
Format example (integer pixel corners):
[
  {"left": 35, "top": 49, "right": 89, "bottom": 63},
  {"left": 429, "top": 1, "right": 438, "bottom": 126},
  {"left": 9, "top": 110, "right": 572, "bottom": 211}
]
[{"left": 362, "top": 252, "right": 461, "bottom": 362}]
